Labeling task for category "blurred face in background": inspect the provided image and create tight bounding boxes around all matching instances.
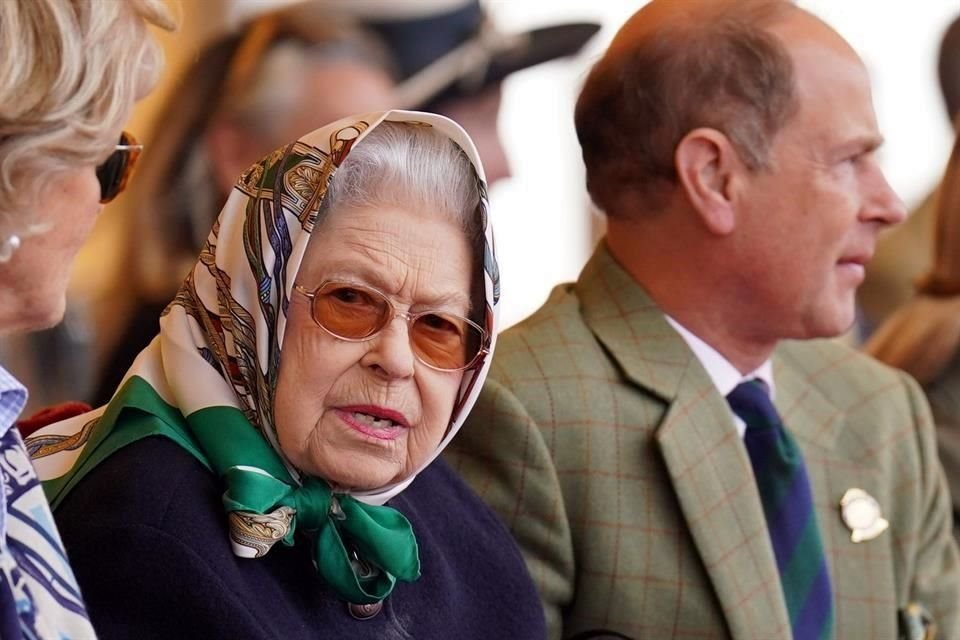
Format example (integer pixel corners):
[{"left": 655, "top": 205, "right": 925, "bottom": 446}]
[
  {"left": 280, "top": 61, "right": 395, "bottom": 142},
  {"left": 207, "top": 59, "right": 396, "bottom": 193},
  {"left": 433, "top": 85, "right": 511, "bottom": 186}
]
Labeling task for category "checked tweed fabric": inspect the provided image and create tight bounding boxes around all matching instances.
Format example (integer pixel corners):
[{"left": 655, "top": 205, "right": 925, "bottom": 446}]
[
  {"left": 728, "top": 380, "right": 833, "bottom": 640},
  {"left": 446, "top": 243, "right": 960, "bottom": 640}
]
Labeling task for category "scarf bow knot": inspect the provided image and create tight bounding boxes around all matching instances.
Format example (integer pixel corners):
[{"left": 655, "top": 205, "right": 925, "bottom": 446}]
[{"left": 222, "top": 466, "right": 421, "bottom": 604}]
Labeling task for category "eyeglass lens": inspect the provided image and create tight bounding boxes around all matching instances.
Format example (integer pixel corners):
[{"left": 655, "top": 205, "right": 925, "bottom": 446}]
[
  {"left": 313, "top": 283, "right": 482, "bottom": 371},
  {"left": 96, "top": 131, "right": 136, "bottom": 203}
]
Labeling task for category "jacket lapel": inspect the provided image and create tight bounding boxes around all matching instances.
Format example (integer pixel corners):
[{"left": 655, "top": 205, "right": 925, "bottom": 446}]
[{"left": 577, "top": 245, "right": 791, "bottom": 638}]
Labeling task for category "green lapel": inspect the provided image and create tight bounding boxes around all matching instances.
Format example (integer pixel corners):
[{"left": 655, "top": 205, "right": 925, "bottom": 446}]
[{"left": 576, "top": 244, "right": 791, "bottom": 637}]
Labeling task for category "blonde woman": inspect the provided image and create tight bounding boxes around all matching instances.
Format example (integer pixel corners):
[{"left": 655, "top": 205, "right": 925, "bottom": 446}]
[
  {"left": 866, "top": 124, "right": 960, "bottom": 540},
  {"left": 0, "top": 1, "right": 174, "bottom": 636}
]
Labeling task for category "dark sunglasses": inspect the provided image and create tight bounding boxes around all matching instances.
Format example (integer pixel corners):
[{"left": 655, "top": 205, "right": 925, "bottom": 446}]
[
  {"left": 293, "top": 281, "right": 488, "bottom": 372},
  {"left": 96, "top": 131, "right": 142, "bottom": 203}
]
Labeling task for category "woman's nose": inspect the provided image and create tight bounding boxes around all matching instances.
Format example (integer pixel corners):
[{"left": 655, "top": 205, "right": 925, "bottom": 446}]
[{"left": 361, "top": 317, "right": 416, "bottom": 379}]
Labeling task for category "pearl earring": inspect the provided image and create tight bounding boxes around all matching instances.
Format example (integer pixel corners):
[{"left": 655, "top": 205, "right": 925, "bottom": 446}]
[{"left": 0, "top": 234, "right": 21, "bottom": 262}]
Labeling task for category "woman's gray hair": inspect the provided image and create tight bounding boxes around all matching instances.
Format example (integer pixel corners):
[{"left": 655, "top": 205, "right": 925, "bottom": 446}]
[
  {"left": 321, "top": 121, "right": 482, "bottom": 239},
  {"left": 0, "top": 0, "right": 175, "bottom": 239},
  {"left": 318, "top": 121, "right": 486, "bottom": 316}
]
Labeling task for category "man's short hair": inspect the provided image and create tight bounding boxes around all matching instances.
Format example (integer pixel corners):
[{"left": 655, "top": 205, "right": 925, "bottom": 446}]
[{"left": 574, "top": 0, "right": 798, "bottom": 218}]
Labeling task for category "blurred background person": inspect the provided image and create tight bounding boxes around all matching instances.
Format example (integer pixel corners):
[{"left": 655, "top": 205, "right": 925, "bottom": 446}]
[
  {"left": 858, "top": 11, "right": 960, "bottom": 337},
  {"left": 92, "top": 0, "right": 600, "bottom": 406},
  {"left": 334, "top": 0, "right": 600, "bottom": 186},
  {"left": 0, "top": 0, "right": 174, "bottom": 636},
  {"left": 865, "top": 122, "right": 960, "bottom": 542}
]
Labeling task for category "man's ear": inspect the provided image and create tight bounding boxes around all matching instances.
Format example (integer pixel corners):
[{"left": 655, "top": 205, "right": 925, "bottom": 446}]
[{"left": 674, "top": 128, "right": 741, "bottom": 235}]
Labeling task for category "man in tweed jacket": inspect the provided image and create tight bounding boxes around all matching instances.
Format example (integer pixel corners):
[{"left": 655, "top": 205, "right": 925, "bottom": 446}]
[{"left": 447, "top": 1, "right": 960, "bottom": 638}]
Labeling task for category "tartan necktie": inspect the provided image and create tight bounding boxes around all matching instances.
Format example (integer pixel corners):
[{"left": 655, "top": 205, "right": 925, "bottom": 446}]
[{"left": 727, "top": 379, "right": 834, "bottom": 640}]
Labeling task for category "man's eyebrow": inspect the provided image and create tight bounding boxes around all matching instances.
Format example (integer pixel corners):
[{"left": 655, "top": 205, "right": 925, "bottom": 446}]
[
  {"left": 855, "top": 134, "right": 885, "bottom": 154},
  {"left": 864, "top": 134, "right": 885, "bottom": 152},
  {"left": 831, "top": 134, "right": 884, "bottom": 160}
]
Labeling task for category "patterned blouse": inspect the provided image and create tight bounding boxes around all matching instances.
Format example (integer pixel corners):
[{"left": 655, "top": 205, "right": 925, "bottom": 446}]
[{"left": 0, "top": 364, "right": 94, "bottom": 638}]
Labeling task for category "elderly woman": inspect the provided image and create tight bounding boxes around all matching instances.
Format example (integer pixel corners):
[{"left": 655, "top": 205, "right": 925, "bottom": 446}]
[
  {"left": 28, "top": 112, "right": 544, "bottom": 638},
  {"left": 0, "top": 1, "right": 173, "bottom": 636}
]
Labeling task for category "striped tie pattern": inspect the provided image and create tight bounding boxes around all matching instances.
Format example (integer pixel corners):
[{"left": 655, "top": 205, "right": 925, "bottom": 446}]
[{"left": 727, "top": 380, "right": 834, "bottom": 640}]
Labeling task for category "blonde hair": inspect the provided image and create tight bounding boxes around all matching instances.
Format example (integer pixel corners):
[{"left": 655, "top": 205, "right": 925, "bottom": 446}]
[
  {"left": 866, "top": 120, "right": 960, "bottom": 384},
  {"left": 0, "top": 0, "right": 176, "bottom": 238}
]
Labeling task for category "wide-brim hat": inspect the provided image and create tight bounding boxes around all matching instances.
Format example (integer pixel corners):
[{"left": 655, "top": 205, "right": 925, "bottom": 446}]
[{"left": 315, "top": 0, "right": 601, "bottom": 109}]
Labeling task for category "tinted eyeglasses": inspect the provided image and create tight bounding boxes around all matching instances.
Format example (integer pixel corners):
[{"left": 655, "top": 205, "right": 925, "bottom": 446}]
[
  {"left": 96, "top": 131, "right": 142, "bottom": 203},
  {"left": 293, "top": 281, "right": 487, "bottom": 372}
]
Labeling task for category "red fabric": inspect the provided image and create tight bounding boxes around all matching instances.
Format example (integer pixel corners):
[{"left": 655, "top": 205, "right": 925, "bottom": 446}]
[{"left": 16, "top": 402, "right": 92, "bottom": 439}]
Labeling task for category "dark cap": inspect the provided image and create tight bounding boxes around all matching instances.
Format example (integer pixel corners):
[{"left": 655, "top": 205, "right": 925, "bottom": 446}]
[{"left": 341, "top": 0, "right": 601, "bottom": 109}]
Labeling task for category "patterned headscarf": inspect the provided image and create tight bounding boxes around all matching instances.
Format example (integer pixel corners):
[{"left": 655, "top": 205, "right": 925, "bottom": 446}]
[{"left": 28, "top": 110, "right": 500, "bottom": 603}]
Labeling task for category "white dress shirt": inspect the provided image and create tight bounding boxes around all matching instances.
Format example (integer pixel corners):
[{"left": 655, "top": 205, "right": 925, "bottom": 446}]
[{"left": 665, "top": 316, "right": 774, "bottom": 438}]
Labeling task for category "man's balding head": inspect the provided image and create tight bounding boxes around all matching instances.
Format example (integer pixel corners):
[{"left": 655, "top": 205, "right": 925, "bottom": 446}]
[{"left": 575, "top": 0, "right": 806, "bottom": 218}]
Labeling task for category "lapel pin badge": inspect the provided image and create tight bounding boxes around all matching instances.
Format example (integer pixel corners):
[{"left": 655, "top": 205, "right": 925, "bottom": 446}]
[
  {"left": 840, "top": 488, "right": 889, "bottom": 543},
  {"left": 898, "top": 601, "right": 937, "bottom": 640}
]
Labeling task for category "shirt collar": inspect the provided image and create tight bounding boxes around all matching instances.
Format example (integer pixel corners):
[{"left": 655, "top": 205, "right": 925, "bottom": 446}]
[
  {"left": 0, "top": 363, "right": 27, "bottom": 438},
  {"left": 665, "top": 316, "right": 775, "bottom": 399}
]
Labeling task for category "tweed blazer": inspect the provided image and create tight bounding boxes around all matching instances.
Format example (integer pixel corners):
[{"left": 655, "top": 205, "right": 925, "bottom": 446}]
[{"left": 446, "top": 244, "right": 960, "bottom": 640}]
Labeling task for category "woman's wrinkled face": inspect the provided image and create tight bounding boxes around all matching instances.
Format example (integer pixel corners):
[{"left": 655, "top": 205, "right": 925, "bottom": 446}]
[
  {"left": 0, "top": 165, "right": 103, "bottom": 334},
  {"left": 273, "top": 204, "right": 472, "bottom": 490}
]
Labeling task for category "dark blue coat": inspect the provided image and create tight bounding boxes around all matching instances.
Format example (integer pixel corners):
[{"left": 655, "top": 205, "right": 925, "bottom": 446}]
[{"left": 54, "top": 436, "right": 546, "bottom": 639}]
